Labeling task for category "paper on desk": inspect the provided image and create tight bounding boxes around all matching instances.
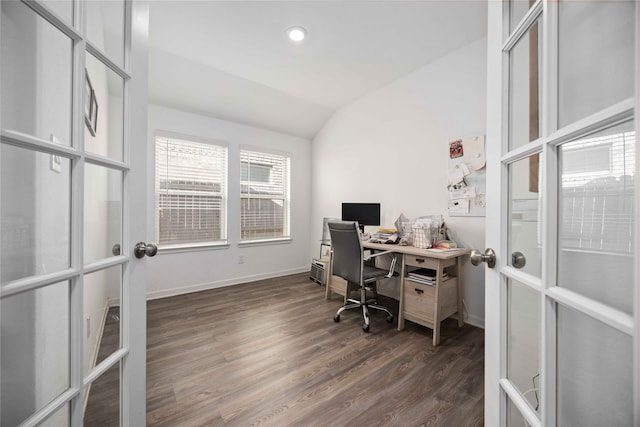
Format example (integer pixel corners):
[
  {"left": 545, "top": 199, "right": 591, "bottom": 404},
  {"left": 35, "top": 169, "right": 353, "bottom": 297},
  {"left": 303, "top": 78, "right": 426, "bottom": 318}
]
[
  {"left": 463, "top": 136, "right": 486, "bottom": 171},
  {"left": 448, "top": 198, "right": 470, "bottom": 214}
]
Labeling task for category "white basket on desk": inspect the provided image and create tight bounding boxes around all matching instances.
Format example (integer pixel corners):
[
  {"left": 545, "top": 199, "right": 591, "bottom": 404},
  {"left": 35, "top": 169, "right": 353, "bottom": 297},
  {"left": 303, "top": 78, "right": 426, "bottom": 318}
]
[{"left": 412, "top": 225, "right": 436, "bottom": 249}]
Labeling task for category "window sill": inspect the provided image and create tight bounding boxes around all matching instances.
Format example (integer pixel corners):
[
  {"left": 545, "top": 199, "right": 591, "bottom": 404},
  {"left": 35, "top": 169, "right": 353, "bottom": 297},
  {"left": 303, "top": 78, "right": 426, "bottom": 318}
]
[
  {"left": 158, "top": 242, "right": 230, "bottom": 254},
  {"left": 238, "top": 237, "right": 292, "bottom": 248}
]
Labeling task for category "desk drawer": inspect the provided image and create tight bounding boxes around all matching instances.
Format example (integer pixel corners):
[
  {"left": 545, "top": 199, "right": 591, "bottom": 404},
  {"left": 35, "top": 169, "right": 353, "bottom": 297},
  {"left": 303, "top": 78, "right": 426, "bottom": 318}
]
[
  {"left": 404, "top": 254, "right": 438, "bottom": 270},
  {"left": 403, "top": 281, "right": 435, "bottom": 320}
]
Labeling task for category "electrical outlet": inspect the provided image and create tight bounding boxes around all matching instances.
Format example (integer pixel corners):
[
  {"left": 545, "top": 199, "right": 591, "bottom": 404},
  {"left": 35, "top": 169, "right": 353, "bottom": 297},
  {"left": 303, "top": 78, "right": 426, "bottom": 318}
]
[
  {"left": 238, "top": 255, "right": 245, "bottom": 264},
  {"left": 49, "top": 134, "right": 62, "bottom": 173}
]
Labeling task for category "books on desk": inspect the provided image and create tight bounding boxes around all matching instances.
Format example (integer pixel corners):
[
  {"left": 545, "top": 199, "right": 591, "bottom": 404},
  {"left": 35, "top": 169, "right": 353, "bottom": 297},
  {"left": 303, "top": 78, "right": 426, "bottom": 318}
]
[{"left": 406, "top": 268, "right": 448, "bottom": 285}]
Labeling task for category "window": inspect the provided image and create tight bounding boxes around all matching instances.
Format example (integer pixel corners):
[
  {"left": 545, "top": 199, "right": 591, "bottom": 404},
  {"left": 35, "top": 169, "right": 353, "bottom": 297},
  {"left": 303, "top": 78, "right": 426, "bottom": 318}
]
[
  {"left": 155, "top": 136, "right": 227, "bottom": 247},
  {"left": 240, "top": 149, "right": 290, "bottom": 241}
]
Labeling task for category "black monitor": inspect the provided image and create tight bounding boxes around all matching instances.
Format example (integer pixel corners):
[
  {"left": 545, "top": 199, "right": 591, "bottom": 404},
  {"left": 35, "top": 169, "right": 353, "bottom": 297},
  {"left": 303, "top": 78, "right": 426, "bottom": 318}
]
[{"left": 341, "top": 203, "right": 380, "bottom": 232}]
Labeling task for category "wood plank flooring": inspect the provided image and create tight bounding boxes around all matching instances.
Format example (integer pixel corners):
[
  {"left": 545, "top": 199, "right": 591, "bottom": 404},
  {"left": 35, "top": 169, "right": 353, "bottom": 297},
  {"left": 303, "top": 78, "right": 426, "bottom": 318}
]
[{"left": 146, "top": 273, "right": 484, "bottom": 426}]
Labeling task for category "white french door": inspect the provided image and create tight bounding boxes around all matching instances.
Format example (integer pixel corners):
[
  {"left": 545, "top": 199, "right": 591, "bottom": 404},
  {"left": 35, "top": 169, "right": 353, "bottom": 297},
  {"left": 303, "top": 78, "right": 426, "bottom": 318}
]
[
  {"left": 485, "top": 1, "right": 638, "bottom": 426},
  {"left": 1, "top": 1, "right": 149, "bottom": 425}
]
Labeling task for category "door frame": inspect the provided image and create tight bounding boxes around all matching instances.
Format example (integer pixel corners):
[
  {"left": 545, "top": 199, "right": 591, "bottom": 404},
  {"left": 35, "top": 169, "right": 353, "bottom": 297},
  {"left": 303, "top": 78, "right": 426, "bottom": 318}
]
[
  {"left": 485, "top": 1, "right": 639, "bottom": 426},
  {"left": 0, "top": 1, "right": 149, "bottom": 425}
]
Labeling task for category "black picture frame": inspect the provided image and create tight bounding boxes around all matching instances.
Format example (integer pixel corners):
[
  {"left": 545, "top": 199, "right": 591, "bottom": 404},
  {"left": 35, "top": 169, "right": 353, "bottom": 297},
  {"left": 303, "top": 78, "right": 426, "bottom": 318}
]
[{"left": 84, "top": 69, "right": 98, "bottom": 136}]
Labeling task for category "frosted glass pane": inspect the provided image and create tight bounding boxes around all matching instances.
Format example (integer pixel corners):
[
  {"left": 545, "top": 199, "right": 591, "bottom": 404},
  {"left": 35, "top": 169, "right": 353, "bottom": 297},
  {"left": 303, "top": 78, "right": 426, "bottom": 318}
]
[
  {"left": 509, "top": 154, "right": 542, "bottom": 277},
  {"left": 558, "top": 0, "right": 635, "bottom": 127},
  {"left": 84, "top": 164, "right": 122, "bottom": 264},
  {"left": 86, "top": 0, "right": 125, "bottom": 66},
  {"left": 557, "top": 306, "right": 632, "bottom": 426},
  {"left": 507, "top": 279, "right": 541, "bottom": 413},
  {"left": 1, "top": 144, "right": 71, "bottom": 284},
  {"left": 558, "top": 122, "right": 635, "bottom": 314},
  {"left": 83, "top": 266, "right": 121, "bottom": 376},
  {"left": 1, "top": 1, "right": 73, "bottom": 145},
  {"left": 85, "top": 53, "right": 124, "bottom": 161},
  {"left": 509, "top": 21, "right": 542, "bottom": 150},
  {"left": 509, "top": 0, "right": 532, "bottom": 33},
  {"left": 1, "top": 282, "right": 70, "bottom": 427},
  {"left": 41, "top": 0, "right": 73, "bottom": 24}
]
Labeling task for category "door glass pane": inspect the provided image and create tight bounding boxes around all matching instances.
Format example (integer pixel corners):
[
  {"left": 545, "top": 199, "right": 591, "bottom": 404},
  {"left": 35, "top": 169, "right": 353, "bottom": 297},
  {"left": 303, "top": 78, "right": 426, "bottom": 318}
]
[
  {"left": 84, "top": 360, "right": 121, "bottom": 425},
  {"left": 558, "top": 122, "right": 635, "bottom": 314},
  {"left": 86, "top": 0, "right": 125, "bottom": 67},
  {"left": 84, "top": 266, "right": 121, "bottom": 376},
  {"left": 557, "top": 305, "right": 633, "bottom": 426},
  {"left": 1, "top": 0, "right": 73, "bottom": 145},
  {"left": 1, "top": 145, "right": 71, "bottom": 283},
  {"left": 41, "top": 403, "right": 70, "bottom": 427},
  {"left": 1, "top": 281, "right": 70, "bottom": 427},
  {"left": 509, "top": 20, "right": 541, "bottom": 150},
  {"left": 509, "top": 154, "right": 542, "bottom": 277},
  {"left": 85, "top": 53, "right": 124, "bottom": 161},
  {"left": 558, "top": 0, "right": 635, "bottom": 127},
  {"left": 84, "top": 164, "right": 122, "bottom": 264},
  {"left": 507, "top": 278, "right": 541, "bottom": 413},
  {"left": 509, "top": 0, "right": 533, "bottom": 33},
  {"left": 41, "top": 0, "right": 73, "bottom": 24}
]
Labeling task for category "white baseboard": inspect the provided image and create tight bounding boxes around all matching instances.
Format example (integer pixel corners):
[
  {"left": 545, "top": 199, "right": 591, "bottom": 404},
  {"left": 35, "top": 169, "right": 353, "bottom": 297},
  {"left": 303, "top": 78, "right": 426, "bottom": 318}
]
[
  {"left": 465, "top": 312, "right": 485, "bottom": 329},
  {"left": 146, "top": 266, "right": 310, "bottom": 300}
]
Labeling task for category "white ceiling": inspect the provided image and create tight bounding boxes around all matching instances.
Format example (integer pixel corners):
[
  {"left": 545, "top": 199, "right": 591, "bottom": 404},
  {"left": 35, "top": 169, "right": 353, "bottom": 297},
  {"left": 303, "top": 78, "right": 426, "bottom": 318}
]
[{"left": 148, "top": 1, "right": 487, "bottom": 139}]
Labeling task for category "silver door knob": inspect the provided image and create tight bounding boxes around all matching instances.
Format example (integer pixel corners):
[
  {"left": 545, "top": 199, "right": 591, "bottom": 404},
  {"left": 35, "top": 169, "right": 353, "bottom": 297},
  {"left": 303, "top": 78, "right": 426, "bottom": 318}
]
[
  {"left": 134, "top": 242, "right": 158, "bottom": 259},
  {"left": 512, "top": 251, "right": 526, "bottom": 269},
  {"left": 470, "top": 248, "right": 496, "bottom": 268}
]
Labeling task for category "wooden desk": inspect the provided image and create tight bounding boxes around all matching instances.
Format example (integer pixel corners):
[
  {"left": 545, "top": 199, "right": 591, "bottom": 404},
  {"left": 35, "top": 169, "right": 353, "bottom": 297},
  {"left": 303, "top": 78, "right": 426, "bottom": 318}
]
[{"left": 363, "top": 242, "right": 470, "bottom": 346}]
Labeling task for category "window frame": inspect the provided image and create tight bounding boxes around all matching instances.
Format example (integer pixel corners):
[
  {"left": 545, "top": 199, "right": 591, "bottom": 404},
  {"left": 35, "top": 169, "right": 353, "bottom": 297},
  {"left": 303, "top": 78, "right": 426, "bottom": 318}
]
[
  {"left": 154, "top": 132, "right": 229, "bottom": 250},
  {"left": 239, "top": 146, "right": 291, "bottom": 244}
]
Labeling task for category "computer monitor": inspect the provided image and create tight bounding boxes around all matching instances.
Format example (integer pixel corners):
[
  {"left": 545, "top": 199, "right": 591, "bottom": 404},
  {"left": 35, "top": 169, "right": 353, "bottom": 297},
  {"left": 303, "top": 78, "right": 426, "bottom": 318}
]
[{"left": 341, "top": 203, "right": 381, "bottom": 233}]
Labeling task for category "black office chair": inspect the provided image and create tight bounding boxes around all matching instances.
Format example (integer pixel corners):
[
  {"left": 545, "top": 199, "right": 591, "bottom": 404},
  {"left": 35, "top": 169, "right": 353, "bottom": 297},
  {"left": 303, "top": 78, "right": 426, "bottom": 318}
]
[{"left": 328, "top": 221, "right": 396, "bottom": 332}]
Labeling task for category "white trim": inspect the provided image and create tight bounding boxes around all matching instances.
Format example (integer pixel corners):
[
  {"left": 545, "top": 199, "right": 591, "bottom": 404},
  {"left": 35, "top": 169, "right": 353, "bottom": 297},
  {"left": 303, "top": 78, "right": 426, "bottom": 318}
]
[
  {"left": 84, "top": 153, "right": 128, "bottom": 171},
  {"left": 238, "top": 237, "right": 293, "bottom": 247},
  {"left": 85, "top": 41, "right": 130, "bottom": 80},
  {"left": 83, "top": 256, "right": 128, "bottom": 275},
  {"left": 19, "top": 387, "right": 80, "bottom": 427},
  {"left": 500, "top": 266, "right": 544, "bottom": 292},
  {"left": 145, "top": 267, "right": 309, "bottom": 301},
  {"left": 83, "top": 301, "right": 111, "bottom": 414},
  {"left": 500, "top": 379, "right": 541, "bottom": 427},
  {"left": 547, "top": 287, "right": 634, "bottom": 336},
  {"left": 1, "top": 268, "right": 78, "bottom": 298},
  {"left": 155, "top": 129, "right": 229, "bottom": 148},
  {"left": 158, "top": 242, "right": 231, "bottom": 254},
  {"left": 83, "top": 348, "right": 128, "bottom": 387},
  {"left": 502, "top": 0, "right": 543, "bottom": 53},
  {"left": 1, "top": 129, "right": 81, "bottom": 158},
  {"left": 21, "top": 0, "right": 82, "bottom": 41}
]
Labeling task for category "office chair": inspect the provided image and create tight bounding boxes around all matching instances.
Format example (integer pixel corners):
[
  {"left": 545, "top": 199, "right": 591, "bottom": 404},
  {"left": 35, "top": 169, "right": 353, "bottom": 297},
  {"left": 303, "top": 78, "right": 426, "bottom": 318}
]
[{"left": 328, "top": 221, "right": 397, "bottom": 332}]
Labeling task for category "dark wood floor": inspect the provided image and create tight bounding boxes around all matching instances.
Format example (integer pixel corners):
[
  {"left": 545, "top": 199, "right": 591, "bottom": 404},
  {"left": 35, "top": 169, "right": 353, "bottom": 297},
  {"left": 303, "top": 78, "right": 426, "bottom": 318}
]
[{"left": 146, "top": 273, "right": 484, "bottom": 426}]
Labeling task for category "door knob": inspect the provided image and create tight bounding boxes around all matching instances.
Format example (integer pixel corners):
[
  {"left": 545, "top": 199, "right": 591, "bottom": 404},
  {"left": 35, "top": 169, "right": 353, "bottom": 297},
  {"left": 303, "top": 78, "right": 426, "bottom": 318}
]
[
  {"left": 470, "top": 248, "right": 496, "bottom": 268},
  {"left": 512, "top": 251, "right": 526, "bottom": 269},
  {"left": 112, "top": 243, "right": 121, "bottom": 256},
  {"left": 134, "top": 242, "right": 158, "bottom": 259}
]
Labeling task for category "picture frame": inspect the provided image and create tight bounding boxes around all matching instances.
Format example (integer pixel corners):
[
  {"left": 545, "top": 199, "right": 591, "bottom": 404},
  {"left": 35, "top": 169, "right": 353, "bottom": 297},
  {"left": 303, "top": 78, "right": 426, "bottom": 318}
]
[{"left": 84, "top": 69, "right": 98, "bottom": 136}]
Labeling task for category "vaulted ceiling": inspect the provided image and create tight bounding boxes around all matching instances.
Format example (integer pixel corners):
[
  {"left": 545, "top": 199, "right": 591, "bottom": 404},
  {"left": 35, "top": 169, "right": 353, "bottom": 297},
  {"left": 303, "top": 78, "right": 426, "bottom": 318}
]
[{"left": 148, "top": 1, "right": 487, "bottom": 139}]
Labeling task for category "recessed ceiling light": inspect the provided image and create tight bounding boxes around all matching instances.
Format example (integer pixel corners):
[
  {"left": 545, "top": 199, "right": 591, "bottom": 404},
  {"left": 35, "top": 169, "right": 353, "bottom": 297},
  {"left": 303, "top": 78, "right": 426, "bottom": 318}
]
[{"left": 287, "top": 26, "right": 307, "bottom": 42}]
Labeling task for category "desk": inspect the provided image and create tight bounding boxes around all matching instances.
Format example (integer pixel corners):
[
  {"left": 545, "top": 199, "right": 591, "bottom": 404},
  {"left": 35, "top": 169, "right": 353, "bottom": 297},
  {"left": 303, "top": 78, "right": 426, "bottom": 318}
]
[{"left": 325, "top": 241, "right": 470, "bottom": 346}]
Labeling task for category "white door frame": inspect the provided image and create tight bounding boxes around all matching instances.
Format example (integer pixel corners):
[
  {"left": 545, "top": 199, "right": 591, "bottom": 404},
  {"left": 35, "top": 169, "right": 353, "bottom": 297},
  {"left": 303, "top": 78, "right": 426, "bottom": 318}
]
[
  {"left": 485, "top": 1, "right": 639, "bottom": 426},
  {"left": 0, "top": 1, "right": 149, "bottom": 425}
]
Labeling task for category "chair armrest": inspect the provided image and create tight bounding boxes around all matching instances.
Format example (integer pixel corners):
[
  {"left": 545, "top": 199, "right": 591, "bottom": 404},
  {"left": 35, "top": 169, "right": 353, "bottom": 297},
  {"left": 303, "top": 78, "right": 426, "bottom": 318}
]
[{"left": 364, "top": 251, "right": 397, "bottom": 278}]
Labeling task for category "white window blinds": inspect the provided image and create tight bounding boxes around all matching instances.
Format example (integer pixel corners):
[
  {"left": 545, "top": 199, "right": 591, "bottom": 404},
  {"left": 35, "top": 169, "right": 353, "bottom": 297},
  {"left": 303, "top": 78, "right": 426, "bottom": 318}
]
[
  {"left": 155, "top": 136, "right": 227, "bottom": 246},
  {"left": 240, "top": 149, "right": 290, "bottom": 241}
]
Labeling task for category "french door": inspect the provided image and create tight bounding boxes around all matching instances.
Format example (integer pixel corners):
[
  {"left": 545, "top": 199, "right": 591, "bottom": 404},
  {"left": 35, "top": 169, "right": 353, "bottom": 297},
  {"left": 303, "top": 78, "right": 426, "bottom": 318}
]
[
  {"left": 1, "top": 1, "right": 149, "bottom": 425},
  {"left": 485, "top": 1, "right": 638, "bottom": 426}
]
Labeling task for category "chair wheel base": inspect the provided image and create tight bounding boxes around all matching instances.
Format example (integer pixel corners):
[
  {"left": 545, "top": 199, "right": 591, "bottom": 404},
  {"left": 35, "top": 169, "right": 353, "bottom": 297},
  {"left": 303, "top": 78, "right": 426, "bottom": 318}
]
[
  {"left": 333, "top": 315, "right": 340, "bottom": 322},
  {"left": 386, "top": 315, "right": 394, "bottom": 323},
  {"left": 362, "top": 324, "right": 370, "bottom": 332}
]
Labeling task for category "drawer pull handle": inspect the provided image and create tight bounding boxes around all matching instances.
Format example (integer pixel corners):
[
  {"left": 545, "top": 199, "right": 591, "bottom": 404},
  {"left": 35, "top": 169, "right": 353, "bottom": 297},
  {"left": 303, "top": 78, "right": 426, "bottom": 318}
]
[
  {"left": 415, "top": 258, "right": 425, "bottom": 264},
  {"left": 414, "top": 288, "right": 424, "bottom": 295}
]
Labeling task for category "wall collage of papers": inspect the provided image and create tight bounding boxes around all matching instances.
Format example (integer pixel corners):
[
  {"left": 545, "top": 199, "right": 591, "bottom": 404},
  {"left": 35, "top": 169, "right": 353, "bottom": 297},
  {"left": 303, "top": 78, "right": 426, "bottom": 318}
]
[{"left": 447, "top": 136, "right": 486, "bottom": 216}]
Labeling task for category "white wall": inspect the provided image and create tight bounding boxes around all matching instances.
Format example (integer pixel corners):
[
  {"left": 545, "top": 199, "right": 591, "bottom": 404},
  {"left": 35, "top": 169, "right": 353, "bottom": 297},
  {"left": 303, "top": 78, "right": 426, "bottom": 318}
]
[
  {"left": 311, "top": 38, "right": 487, "bottom": 327},
  {"left": 146, "top": 105, "right": 312, "bottom": 299}
]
